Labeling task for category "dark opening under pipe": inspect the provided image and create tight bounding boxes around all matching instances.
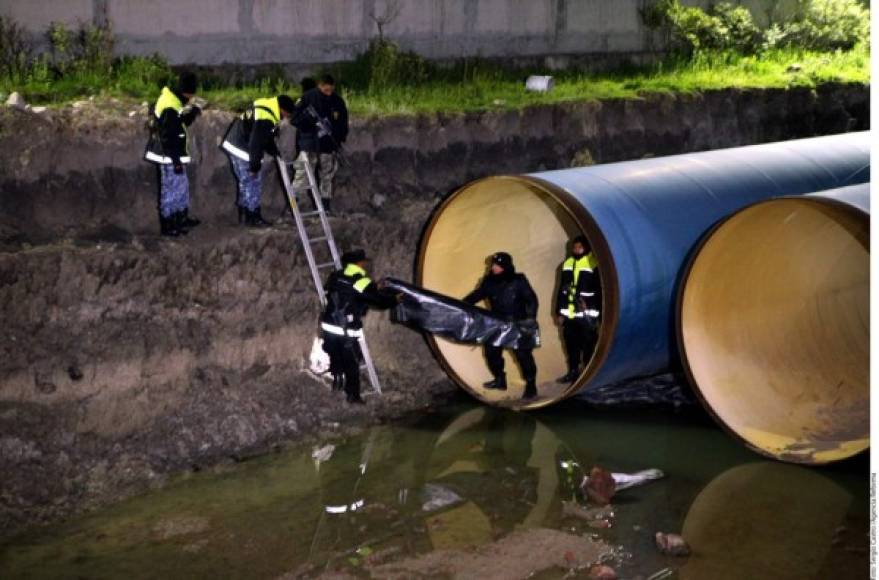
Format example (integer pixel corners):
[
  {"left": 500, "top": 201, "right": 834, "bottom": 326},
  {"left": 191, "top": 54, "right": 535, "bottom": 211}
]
[
  {"left": 678, "top": 183, "right": 870, "bottom": 464},
  {"left": 415, "top": 132, "right": 870, "bottom": 410}
]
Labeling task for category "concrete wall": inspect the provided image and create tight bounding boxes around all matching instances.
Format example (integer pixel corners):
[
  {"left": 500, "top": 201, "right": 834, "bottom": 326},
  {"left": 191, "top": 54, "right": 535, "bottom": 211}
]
[{"left": 1, "top": 0, "right": 802, "bottom": 67}]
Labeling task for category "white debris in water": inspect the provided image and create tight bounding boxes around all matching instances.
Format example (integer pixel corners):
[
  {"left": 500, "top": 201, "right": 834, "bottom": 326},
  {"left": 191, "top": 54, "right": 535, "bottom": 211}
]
[
  {"left": 422, "top": 483, "right": 463, "bottom": 512},
  {"left": 312, "top": 444, "right": 335, "bottom": 464},
  {"left": 31, "top": 106, "right": 47, "bottom": 113},
  {"left": 581, "top": 468, "right": 665, "bottom": 493}
]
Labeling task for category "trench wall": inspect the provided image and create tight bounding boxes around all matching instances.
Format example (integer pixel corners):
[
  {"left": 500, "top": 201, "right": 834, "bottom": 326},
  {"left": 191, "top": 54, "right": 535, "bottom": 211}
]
[
  {"left": 3, "top": 0, "right": 810, "bottom": 67},
  {"left": 0, "top": 84, "right": 869, "bottom": 536}
]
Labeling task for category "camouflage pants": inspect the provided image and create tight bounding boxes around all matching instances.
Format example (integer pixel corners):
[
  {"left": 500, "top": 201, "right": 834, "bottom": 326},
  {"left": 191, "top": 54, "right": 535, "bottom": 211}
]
[
  {"left": 231, "top": 157, "right": 263, "bottom": 211},
  {"left": 159, "top": 164, "right": 190, "bottom": 218},
  {"left": 291, "top": 151, "right": 339, "bottom": 199}
]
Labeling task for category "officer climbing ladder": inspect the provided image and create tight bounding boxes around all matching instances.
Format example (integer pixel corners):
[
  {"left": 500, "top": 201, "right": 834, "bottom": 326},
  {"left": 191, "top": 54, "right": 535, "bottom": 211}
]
[{"left": 275, "top": 155, "right": 383, "bottom": 396}]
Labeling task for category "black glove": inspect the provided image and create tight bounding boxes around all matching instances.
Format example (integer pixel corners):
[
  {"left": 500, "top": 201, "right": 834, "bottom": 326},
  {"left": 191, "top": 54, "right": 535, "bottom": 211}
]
[
  {"left": 173, "top": 163, "right": 184, "bottom": 174},
  {"left": 249, "top": 160, "right": 261, "bottom": 174},
  {"left": 519, "top": 318, "right": 539, "bottom": 332}
]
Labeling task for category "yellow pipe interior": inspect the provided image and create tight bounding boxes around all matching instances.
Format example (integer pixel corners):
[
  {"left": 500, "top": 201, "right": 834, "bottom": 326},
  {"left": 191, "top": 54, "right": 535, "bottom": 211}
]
[
  {"left": 680, "top": 198, "right": 869, "bottom": 463},
  {"left": 419, "top": 177, "right": 590, "bottom": 408}
]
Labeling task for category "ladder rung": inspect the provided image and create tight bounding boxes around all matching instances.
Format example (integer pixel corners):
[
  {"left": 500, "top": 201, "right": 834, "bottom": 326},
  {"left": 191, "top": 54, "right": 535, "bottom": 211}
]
[
  {"left": 301, "top": 211, "right": 322, "bottom": 218},
  {"left": 309, "top": 236, "right": 328, "bottom": 243},
  {"left": 317, "top": 262, "right": 336, "bottom": 269}
]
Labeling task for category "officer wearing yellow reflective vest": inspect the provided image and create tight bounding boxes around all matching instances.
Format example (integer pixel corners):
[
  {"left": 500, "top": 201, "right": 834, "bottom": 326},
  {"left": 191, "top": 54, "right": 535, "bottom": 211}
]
[
  {"left": 320, "top": 250, "right": 398, "bottom": 404},
  {"left": 144, "top": 72, "right": 202, "bottom": 237},
  {"left": 555, "top": 235, "right": 601, "bottom": 383},
  {"left": 221, "top": 94, "right": 296, "bottom": 227}
]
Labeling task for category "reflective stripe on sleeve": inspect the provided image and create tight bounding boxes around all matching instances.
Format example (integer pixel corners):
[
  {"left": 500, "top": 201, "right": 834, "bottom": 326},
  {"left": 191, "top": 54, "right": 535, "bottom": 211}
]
[
  {"left": 321, "top": 322, "right": 363, "bottom": 338},
  {"left": 221, "top": 140, "right": 250, "bottom": 161}
]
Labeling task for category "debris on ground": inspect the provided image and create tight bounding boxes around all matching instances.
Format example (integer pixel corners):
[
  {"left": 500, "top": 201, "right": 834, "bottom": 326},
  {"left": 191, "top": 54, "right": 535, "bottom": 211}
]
[
  {"left": 646, "top": 567, "right": 675, "bottom": 580},
  {"left": 655, "top": 532, "right": 691, "bottom": 556},
  {"left": 580, "top": 374, "right": 696, "bottom": 408},
  {"left": 5, "top": 92, "right": 26, "bottom": 109},
  {"left": 582, "top": 466, "right": 616, "bottom": 505},
  {"left": 421, "top": 483, "right": 463, "bottom": 512}
]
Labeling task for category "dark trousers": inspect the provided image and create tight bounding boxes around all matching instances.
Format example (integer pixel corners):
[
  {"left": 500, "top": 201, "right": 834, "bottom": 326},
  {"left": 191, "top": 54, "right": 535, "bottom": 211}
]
[
  {"left": 484, "top": 345, "right": 537, "bottom": 383},
  {"left": 562, "top": 318, "right": 598, "bottom": 373},
  {"left": 323, "top": 334, "right": 362, "bottom": 398}
]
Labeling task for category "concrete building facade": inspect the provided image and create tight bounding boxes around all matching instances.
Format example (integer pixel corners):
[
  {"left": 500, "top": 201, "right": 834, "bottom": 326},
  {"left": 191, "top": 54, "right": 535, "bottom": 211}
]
[{"left": 3, "top": 0, "right": 801, "bottom": 66}]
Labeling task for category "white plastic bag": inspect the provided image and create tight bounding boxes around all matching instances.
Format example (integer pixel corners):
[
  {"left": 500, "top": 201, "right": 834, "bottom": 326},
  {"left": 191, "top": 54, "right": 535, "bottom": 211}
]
[{"left": 309, "top": 336, "right": 331, "bottom": 375}]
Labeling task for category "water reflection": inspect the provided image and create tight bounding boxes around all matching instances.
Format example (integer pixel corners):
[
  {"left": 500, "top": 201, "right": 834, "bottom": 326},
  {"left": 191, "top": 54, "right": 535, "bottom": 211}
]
[{"left": 0, "top": 403, "right": 868, "bottom": 579}]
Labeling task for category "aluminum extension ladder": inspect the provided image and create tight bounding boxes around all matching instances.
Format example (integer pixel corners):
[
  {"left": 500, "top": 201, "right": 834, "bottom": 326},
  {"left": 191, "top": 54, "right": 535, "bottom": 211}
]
[{"left": 275, "top": 155, "right": 382, "bottom": 395}]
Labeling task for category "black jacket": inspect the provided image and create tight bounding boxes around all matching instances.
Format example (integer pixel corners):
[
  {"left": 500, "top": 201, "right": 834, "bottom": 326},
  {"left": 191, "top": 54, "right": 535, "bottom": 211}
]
[
  {"left": 320, "top": 264, "right": 396, "bottom": 335},
  {"left": 464, "top": 270, "right": 538, "bottom": 321},
  {"left": 145, "top": 87, "right": 200, "bottom": 165},
  {"left": 292, "top": 88, "right": 349, "bottom": 154},
  {"left": 221, "top": 100, "right": 281, "bottom": 173}
]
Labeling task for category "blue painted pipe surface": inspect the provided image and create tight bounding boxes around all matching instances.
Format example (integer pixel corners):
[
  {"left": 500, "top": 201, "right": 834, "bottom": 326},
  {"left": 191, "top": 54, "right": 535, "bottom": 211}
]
[{"left": 526, "top": 132, "right": 870, "bottom": 390}]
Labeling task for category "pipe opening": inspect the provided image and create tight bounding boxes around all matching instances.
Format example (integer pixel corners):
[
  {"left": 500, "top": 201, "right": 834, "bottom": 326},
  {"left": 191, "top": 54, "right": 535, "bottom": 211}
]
[
  {"left": 679, "top": 198, "right": 869, "bottom": 463},
  {"left": 417, "top": 176, "right": 612, "bottom": 408}
]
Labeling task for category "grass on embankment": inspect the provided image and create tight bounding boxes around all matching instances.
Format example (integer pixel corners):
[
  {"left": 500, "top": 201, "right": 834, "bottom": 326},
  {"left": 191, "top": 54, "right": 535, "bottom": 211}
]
[{"left": 0, "top": 46, "right": 869, "bottom": 117}]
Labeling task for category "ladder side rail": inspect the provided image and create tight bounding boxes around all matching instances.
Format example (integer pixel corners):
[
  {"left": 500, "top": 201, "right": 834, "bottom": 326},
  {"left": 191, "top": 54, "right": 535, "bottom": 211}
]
[{"left": 303, "top": 158, "right": 342, "bottom": 268}]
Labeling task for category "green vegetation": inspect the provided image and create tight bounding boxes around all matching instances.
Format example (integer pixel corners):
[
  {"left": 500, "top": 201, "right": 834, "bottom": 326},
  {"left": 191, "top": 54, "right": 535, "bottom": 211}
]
[{"left": 0, "top": 0, "right": 870, "bottom": 117}]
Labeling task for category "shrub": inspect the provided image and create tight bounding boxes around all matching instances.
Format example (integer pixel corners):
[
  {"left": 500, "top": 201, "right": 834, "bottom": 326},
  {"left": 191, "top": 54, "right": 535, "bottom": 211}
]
[
  {"left": 0, "top": 15, "right": 32, "bottom": 81},
  {"left": 342, "top": 38, "right": 431, "bottom": 92},
  {"left": 712, "top": 3, "right": 763, "bottom": 52},
  {"left": 782, "top": 0, "right": 870, "bottom": 50}
]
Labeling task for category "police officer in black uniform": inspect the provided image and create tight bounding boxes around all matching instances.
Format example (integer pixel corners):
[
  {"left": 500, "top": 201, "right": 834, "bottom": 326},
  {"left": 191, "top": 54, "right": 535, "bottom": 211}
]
[
  {"left": 555, "top": 235, "right": 601, "bottom": 383},
  {"left": 320, "top": 250, "right": 397, "bottom": 404},
  {"left": 464, "top": 252, "right": 540, "bottom": 400}
]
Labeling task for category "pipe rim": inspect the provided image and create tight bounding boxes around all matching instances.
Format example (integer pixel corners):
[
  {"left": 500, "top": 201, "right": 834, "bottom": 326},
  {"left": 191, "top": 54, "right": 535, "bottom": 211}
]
[
  {"left": 675, "top": 195, "right": 870, "bottom": 464},
  {"left": 415, "top": 174, "right": 620, "bottom": 410}
]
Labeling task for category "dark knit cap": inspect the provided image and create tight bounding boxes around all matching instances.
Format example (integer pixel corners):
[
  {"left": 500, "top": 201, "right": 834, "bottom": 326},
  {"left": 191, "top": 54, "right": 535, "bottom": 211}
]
[
  {"left": 177, "top": 71, "right": 198, "bottom": 95},
  {"left": 342, "top": 249, "right": 368, "bottom": 264},
  {"left": 491, "top": 252, "right": 514, "bottom": 269},
  {"left": 277, "top": 94, "right": 296, "bottom": 114}
]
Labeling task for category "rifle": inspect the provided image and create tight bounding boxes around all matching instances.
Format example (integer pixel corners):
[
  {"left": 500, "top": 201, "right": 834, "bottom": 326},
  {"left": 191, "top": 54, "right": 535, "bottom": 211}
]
[{"left": 306, "top": 104, "right": 350, "bottom": 169}]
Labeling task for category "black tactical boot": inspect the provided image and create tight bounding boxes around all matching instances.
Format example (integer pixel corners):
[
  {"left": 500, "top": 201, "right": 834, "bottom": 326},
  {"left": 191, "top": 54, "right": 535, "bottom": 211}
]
[
  {"left": 246, "top": 207, "right": 272, "bottom": 228},
  {"left": 181, "top": 208, "right": 201, "bottom": 229},
  {"left": 522, "top": 380, "right": 538, "bottom": 400},
  {"left": 322, "top": 198, "right": 333, "bottom": 215},
  {"left": 346, "top": 393, "right": 365, "bottom": 404},
  {"left": 556, "top": 368, "right": 580, "bottom": 384},
  {"left": 173, "top": 211, "right": 190, "bottom": 235},
  {"left": 332, "top": 374, "right": 344, "bottom": 392},
  {"left": 482, "top": 374, "right": 507, "bottom": 390},
  {"left": 160, "top": 215, "right": 181, "bottom": 237}
]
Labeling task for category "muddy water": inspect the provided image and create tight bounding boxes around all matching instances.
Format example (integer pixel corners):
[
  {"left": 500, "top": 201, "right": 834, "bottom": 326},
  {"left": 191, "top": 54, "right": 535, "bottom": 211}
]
[{"left": 0, "top": 400, "right": 868, "bottom": 579}]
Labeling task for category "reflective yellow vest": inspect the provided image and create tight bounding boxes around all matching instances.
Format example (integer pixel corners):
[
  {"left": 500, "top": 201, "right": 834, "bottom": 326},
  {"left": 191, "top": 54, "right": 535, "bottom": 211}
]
[
  {"left": 561, "top": 253, "right": 598, "bottom": 319},
  {"left": 253, "top": 97, "right": 280, "bottom": 125},
  {"left": 344, "top": 263, "right": 373, "bottom": 293}
]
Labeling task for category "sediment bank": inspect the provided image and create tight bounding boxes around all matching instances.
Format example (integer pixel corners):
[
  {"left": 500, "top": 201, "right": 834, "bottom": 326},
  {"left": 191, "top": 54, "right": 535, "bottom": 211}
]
[{"left": 0, "top": 83, "right": 869, "bottom": 538}]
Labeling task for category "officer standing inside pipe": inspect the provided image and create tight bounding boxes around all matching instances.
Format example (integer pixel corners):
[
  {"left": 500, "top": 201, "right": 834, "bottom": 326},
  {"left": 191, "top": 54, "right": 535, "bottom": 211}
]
[
  {"left": 221, "top": 94, "right": 297, "bottom": 227},
  {"left": 555, "top": 235, "right": 601, "bottom": 383},
  {"left": 464, "top": 252, "right": 540, "bottom": 400},
  {"left": 144, "top": 71, "right": 202, "bottom": 237},
  {"left": 320, "top": 250, "right": 397, "bottom": 404},
  {"left": 291, "top": 74, "right": 349, "bottom": 215}
]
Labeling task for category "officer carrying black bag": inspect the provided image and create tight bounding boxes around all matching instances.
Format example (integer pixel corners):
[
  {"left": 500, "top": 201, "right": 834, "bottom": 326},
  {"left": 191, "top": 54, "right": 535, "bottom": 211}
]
[{"left": 319, "top": 250, "right": 397, "bottom": 404}]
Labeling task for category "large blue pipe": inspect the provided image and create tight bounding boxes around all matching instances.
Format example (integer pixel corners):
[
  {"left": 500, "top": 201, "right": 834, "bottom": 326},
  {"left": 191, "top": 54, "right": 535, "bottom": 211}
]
[{"left": 416, "top": 132, "right": 870, "bottom": 408}]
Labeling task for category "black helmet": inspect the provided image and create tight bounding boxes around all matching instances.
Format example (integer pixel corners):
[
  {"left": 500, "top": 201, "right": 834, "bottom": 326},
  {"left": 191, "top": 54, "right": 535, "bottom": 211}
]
[
  {"left": 177, "top": 71, "right": 198, "bottom": 95},
  {"left": 277, "top": 94, "right": 296, "bottom": 114}
]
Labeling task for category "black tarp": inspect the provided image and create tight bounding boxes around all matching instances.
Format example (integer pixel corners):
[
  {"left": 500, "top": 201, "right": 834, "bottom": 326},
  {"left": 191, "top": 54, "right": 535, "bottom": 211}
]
[{"left": 384, "top": 278, "right": 540, "bottom": 350}]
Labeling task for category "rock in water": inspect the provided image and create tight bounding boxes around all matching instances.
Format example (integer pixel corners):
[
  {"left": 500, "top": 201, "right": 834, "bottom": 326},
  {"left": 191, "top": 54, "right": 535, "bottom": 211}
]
[
  {"left": 582, "top": 466, "right": 616, "bottom": 505},
  {"left": 5, "top": 92, "right": 26, "bottom": 109},
  {"left": 654, "top": 532, "right": 691, "bottom": 556}
]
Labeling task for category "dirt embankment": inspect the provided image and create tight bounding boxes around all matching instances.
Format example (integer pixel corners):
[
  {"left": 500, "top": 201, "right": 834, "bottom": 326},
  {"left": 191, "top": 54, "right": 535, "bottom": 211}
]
[{"left": 0, "top": 84, "right": 869, "bottom": 538}]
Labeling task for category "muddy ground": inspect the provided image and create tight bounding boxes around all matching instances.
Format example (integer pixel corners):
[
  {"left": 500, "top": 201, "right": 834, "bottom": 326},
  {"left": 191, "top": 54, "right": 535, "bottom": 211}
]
[{"left": 0, "top": 83, "right": 869, "bottom": 539}]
